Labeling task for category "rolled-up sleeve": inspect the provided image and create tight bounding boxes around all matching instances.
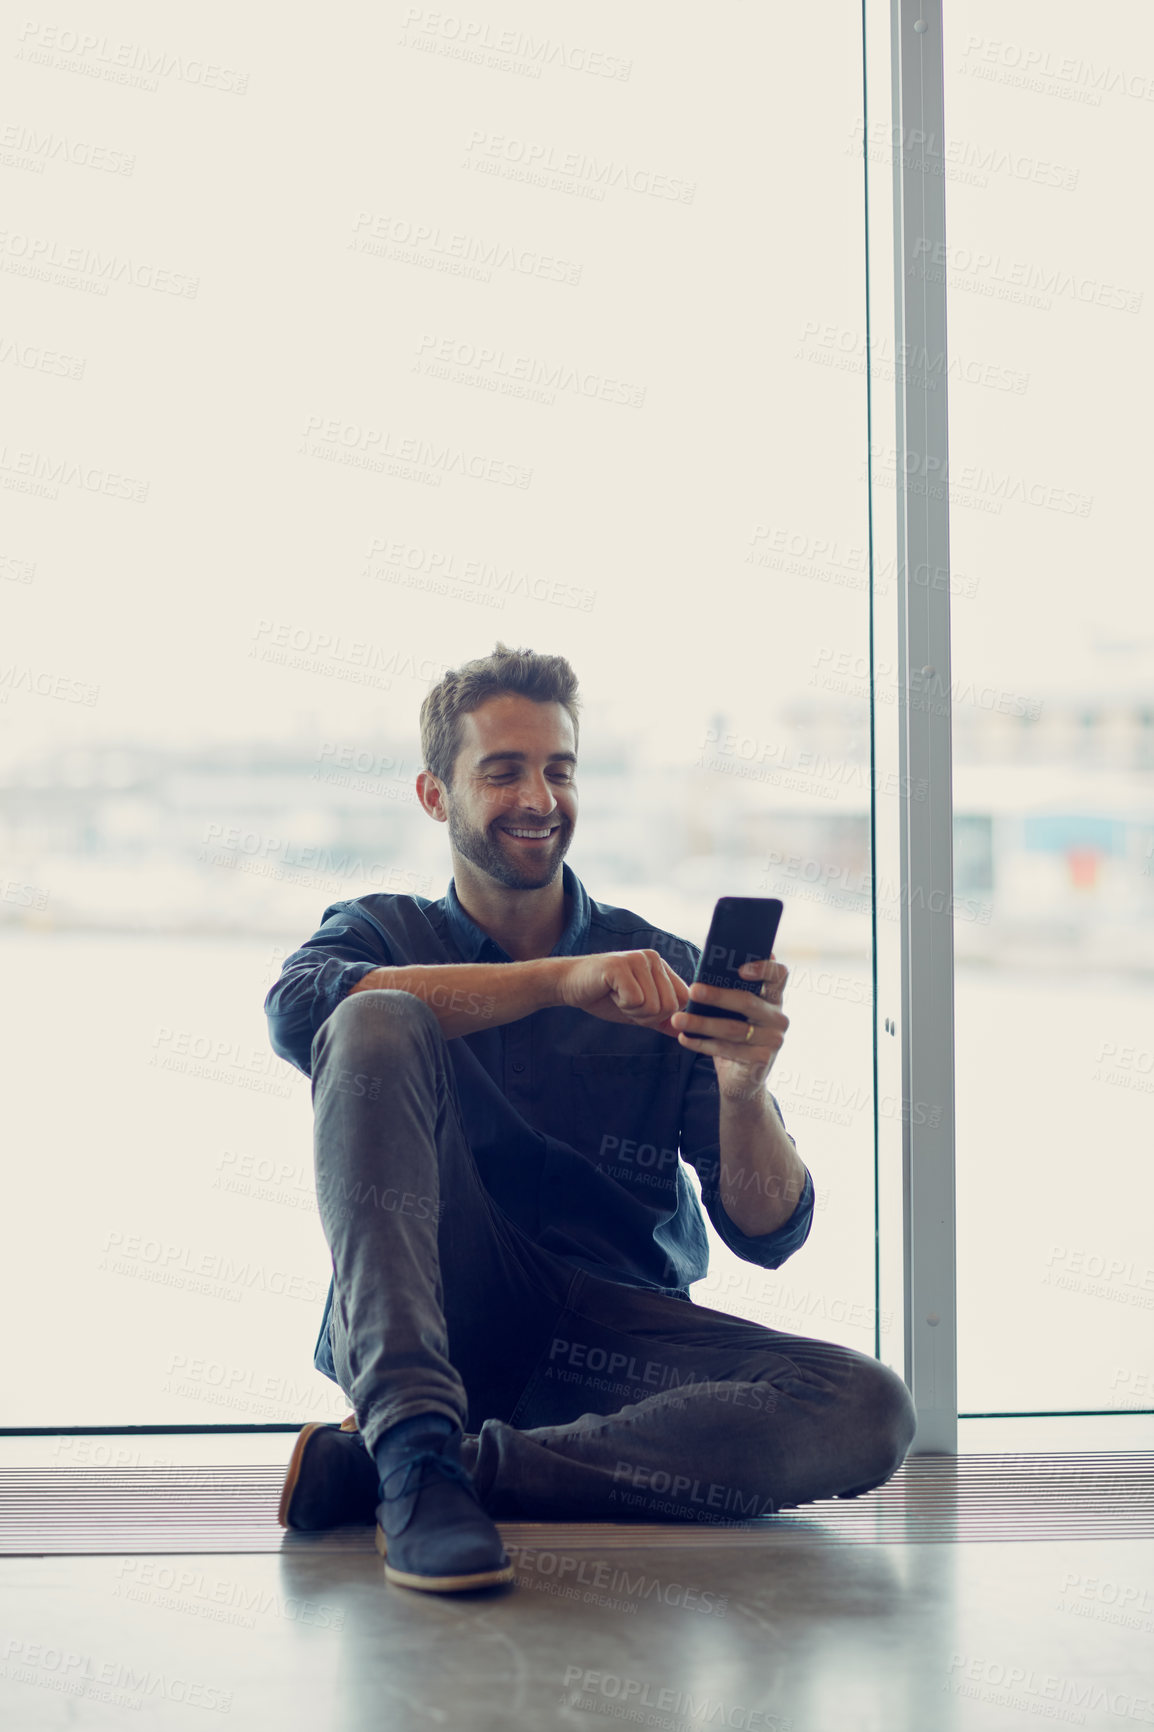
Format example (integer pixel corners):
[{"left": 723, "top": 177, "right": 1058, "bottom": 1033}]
[
  {"left": 264, "top": 903, "right": 393, "bottom": 1077},
  {"left": 678, "top": 1049, "right": 815, "bottom": 1270}
]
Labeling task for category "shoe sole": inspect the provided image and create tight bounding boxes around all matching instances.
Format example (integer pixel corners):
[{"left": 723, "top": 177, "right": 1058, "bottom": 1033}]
[{"left": 374, "top": 1523, "right": 515, "bottom": 1592}]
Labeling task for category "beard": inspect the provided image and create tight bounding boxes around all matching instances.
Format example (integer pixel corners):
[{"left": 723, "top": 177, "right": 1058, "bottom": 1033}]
[{"left": 445, "top": 799, "right": 573, "bottom": 890}]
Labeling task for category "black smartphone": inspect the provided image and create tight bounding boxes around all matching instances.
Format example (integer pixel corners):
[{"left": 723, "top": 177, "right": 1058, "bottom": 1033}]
[{"left": 688, "top": 896, "right": 784, "bottom": 1022}]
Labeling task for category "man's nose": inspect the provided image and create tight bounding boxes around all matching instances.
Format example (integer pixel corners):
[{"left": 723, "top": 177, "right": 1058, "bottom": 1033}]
[{"left": 520, "top": 778, "right": 557, "bottom": 813}]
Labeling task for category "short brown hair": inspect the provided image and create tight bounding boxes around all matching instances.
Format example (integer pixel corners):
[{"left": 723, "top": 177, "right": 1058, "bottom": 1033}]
[{"left": 419, "top": 642, "right": 581, "bottom": 786}]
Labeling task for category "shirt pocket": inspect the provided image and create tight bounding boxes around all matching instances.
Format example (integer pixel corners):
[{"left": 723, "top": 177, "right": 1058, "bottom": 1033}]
[{"left": 567, "top": 1050, "right": 684, "bottom": 1179}]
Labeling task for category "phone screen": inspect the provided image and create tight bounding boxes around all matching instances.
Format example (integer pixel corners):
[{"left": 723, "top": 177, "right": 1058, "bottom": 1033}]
[{"left": 689, "top": 896, "right": 784, "bottom": 1022}]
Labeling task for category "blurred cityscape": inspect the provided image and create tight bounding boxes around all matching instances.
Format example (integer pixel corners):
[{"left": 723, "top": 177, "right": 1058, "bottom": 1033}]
[{"left": 2, "top": 687, "right": 1152, "bottom": 969}]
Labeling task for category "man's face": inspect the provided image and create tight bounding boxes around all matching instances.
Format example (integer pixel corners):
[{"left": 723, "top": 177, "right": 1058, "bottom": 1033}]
[{"left": 438, "top": 694, "right": 578, "bottom": 890}]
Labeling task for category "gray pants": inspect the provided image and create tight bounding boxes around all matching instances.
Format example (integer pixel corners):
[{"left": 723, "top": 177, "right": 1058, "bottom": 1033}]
[{"left": 312, "top": 989, "right": 918, "bottom": 1523}]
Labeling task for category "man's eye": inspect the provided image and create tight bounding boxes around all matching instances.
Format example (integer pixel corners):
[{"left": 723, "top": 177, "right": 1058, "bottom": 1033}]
[{"left": 485, "top": 770, "right": 573, "bottom": 782}]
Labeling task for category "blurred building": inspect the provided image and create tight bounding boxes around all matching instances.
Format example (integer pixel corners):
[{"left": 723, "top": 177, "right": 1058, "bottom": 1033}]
[{"left": 2, "top": 690, "right": 1152, "bottom": 967}]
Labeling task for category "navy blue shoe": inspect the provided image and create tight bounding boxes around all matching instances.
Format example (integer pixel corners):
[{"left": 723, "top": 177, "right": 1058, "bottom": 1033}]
[
  {"left": 278, "top": 1421, "right": 379, "bottom": 1531},
  {"left": 374, "top": 1436, "right": 514, "bottom": 1593}
]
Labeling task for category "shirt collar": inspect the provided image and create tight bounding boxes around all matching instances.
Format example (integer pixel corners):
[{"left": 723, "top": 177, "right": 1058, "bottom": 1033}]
[{"left": 442, "top": 861, "right": 590, "bottom": 963}]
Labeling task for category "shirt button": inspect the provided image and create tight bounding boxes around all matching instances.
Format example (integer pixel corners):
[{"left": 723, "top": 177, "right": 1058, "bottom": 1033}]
[{"left": 512, "top": 1062, "right": 526, "bottom": 1074}]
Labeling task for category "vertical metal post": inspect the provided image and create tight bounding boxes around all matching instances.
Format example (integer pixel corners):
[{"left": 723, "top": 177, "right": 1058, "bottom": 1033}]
[{"left": 891, "top": 0, "right": 957, "bottom": 1453}]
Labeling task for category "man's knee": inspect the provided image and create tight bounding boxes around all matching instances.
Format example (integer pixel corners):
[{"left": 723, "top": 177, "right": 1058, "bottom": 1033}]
[
  {"left": 850, "top": 1356, "right": 918, "bottom": 1484},
  {"left": 312, "top": 987, "right": 442, "bottom": 1073}
]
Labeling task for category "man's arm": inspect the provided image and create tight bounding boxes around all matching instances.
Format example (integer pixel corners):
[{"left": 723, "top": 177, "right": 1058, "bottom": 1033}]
[
  {"left": 674, "top": 950, "right": 814, "bottom": 1249},
  {"left": 349, "top": 947, "right": 691, "bottom": 1041},
  {"left": 680, "top": 1045, "right": 814, "bottom": 1266},
  {"left": 347, "top": 959, "right": 565, "bottom": 1039},
  {"left": 716, "top": 1091, "right": 809, "bottom": 1237}
]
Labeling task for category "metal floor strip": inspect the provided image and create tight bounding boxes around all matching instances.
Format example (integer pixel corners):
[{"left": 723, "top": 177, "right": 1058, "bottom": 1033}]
[{"left": 1, "top": 1452, "right": 1151, "bottom": 1555}]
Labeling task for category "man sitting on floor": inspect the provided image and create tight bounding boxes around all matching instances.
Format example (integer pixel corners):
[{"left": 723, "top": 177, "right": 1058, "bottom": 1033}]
[{"left": 265, "top": 641, "right": 917, "bottom": 1593}]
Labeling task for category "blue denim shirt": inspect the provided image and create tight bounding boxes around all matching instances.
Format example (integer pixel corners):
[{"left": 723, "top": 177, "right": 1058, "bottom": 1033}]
[{"left": 264, "top": 862, "right": 814, "bottom": 1383}]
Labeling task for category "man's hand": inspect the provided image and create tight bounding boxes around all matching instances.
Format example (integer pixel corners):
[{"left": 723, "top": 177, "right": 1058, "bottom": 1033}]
[
  {"left": 559, "top": 950, "right": 691, "bottom": 1037},
  {"left": 671, "top": 956, "right": 789, "bottom": 1100}
]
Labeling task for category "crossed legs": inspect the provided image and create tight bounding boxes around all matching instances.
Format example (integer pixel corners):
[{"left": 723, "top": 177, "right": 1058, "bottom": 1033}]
[{"left": 311, "top": 989, "right": 917, "bottom": 1522}]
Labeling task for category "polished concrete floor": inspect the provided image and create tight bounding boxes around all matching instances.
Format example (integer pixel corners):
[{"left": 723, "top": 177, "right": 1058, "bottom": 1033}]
[{"left": 2, "top": 1420, "right": 1152, "bottom": 1732}]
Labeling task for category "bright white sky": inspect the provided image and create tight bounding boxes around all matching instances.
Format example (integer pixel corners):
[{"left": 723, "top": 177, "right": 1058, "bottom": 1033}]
[{"left": 1, "top": 0, "right": 1149, "bottom": 774}]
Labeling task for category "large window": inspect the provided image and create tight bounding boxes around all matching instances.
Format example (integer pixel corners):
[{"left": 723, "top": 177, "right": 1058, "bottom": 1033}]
[
  {"left": 3, "top": 3, "right": 1148, "bottom": 1441},
  {"left": 1, "top": 6, "right": 878, "bottom": 1427},
  {"left": 940, "top": 0, "right": 1154, "bottom": 1416}
]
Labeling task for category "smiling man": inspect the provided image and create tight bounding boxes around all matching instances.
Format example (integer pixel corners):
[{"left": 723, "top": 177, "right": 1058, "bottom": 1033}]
[{"left": 265, "top": 642, "right": 916, "bottom": 1594}]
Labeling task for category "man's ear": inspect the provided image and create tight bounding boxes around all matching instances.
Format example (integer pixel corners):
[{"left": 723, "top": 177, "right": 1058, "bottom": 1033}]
[{"left": 416, "top": 769, "right": 449, "bottom": 823}]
